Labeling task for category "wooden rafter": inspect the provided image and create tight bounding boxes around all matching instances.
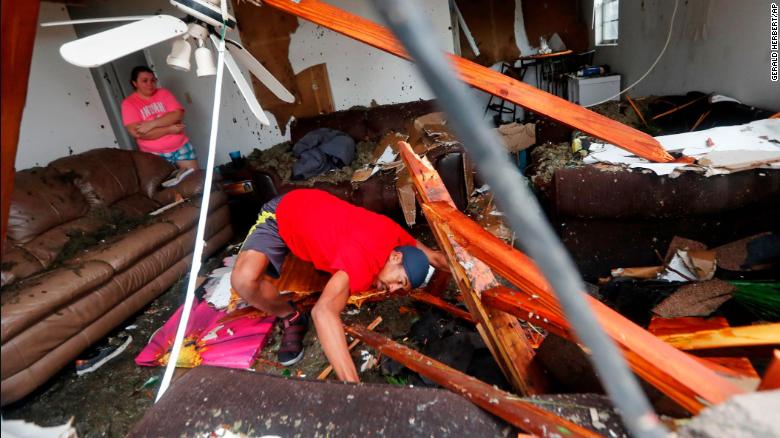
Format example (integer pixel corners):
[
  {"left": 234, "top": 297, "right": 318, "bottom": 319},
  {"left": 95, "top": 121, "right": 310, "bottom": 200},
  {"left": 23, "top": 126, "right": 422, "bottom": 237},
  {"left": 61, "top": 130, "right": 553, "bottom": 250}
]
[
  {"left": 261, "top": 0, "right": 674, "bottom": 163},
  {"left": 657, "top": 323, "right": 780, "bottom": 351},
  {"left": 345, "top": 323, "right": 599, "bottom": 438},
  {"left": 414, "top": 170, "right": 745, "bottom": 414},
  {"left": 399, "top": 141, "right": 545, "bottom": 396}
]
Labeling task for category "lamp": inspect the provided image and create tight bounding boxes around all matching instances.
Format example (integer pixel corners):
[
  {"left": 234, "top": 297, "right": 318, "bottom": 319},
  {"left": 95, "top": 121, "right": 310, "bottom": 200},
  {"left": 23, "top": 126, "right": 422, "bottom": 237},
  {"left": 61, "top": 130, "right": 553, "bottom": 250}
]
[
  {"left": 194, "top": 43, "right": 216, "bottom": 77},
  {"left": 166, "top": 37, "right": 192, "bottom": 71}
]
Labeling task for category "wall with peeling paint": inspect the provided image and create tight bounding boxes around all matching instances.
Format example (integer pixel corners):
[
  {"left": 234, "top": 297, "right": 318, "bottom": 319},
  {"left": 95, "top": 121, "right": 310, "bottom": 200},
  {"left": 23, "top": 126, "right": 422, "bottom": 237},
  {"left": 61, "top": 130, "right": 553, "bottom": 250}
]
[
  {"left": 586, "top": 0, "right": 780, "bottom": 111},
  {"left": 288, "top": 0, "right": 454, "bottom": 112},
  {"left": 16, "top": 3, "right": 118, "bottom": 169}
]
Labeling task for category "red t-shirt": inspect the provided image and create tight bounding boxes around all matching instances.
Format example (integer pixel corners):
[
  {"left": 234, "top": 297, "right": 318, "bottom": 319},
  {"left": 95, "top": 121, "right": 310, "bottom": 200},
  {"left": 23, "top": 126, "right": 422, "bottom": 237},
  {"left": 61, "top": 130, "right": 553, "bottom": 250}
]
[{"left": 276, "top": 189, "right": 416, "bottom": 294}]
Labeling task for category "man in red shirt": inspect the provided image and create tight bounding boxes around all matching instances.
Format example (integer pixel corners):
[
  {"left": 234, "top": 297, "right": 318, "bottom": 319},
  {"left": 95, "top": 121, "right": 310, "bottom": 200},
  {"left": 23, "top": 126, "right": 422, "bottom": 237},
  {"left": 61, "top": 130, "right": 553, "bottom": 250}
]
[{"left": 231, "top": 189, "right": 448, "bottom": 381}]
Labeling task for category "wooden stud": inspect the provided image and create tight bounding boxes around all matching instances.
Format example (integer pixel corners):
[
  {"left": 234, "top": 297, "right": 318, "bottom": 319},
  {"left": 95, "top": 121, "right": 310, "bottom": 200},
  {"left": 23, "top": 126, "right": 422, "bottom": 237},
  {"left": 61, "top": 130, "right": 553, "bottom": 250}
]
[
  {"left": 410, "top": 291, "right": 475, "bottom": 324},
  {"left": 399, "top": 142, "right": 546, "bottom": 396},
  {"left": 626, "top": 95, "right": 648, "bottom": 128},
  {"left": 650, "top": 94, "right": 708, "bottom": 121},
  {"left": 261, "top": 0, "right": 674, "bottom": 163},
  {"left": 657, "top": 323, "right": 780, "bottom": 351},
  {"left": 317, "top": 316, "right": 382, "bottom": 380},
  {"left": 758, "top": 350, "right": 780, "bottom": 391},
  {"left": 420, "top": 197, "right": 744, "bottom": 413},
  {"left": 345, "top": 323, "right": 599, "bottom": 438}
]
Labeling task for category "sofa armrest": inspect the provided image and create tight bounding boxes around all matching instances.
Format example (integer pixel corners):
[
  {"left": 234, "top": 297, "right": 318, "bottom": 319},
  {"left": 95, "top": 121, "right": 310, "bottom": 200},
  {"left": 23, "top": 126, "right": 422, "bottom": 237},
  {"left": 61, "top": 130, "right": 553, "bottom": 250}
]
[{"left": 153, "top": 169, "right": 208, "bottom": 204}]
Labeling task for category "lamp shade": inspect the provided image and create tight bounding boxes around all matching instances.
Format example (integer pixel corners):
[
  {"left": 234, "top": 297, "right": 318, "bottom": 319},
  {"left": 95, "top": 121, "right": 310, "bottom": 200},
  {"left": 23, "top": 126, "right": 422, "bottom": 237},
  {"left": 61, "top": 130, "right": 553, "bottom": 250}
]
[
  {"left": 166, "top": 38, "right": 191, "bottom": 72},
  {"left": 195, "top": 46, "right": 216, "bottom": 77}
]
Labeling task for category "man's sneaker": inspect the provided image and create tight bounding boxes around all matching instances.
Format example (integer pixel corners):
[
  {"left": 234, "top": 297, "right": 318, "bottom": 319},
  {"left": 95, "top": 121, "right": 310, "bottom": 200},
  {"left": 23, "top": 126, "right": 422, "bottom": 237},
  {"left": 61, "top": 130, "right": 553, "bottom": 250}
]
[
  {"left": 162, "top": 167, "right": 195, "bottom": 188},
  {"left": 75, "top": 334, "right": 132, "bottom": 376},
  {"left": 277, "top": 311, "right": 308, "bottom": 366}
]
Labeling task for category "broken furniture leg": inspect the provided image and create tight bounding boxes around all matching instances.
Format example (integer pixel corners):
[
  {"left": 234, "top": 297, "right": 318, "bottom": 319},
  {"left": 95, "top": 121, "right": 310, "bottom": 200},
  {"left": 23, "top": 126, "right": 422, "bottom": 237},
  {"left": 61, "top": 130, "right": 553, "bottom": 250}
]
[
  {"left": 399, "top": 143, "right": 744, "bottom": 414},
  {"left": 346, "top": 323, "right": 599, "bottom": 438},
  {"left": 399, "top": 142, "right": 545, "bottom": 396}
]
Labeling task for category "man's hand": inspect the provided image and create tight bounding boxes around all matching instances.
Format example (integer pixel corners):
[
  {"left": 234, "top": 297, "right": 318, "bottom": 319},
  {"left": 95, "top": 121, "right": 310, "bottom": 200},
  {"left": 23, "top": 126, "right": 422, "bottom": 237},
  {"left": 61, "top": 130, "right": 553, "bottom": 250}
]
[{"left": 311, "top": 271, "right": 359, "bottom": 382}]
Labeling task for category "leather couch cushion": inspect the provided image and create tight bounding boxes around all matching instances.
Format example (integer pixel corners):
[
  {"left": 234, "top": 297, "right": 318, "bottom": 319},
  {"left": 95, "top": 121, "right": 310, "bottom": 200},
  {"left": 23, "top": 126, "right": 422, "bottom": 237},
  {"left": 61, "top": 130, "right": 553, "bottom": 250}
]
[
  {"left": 20, "top": 216, "right": 106, "bottom": 271},
  {"left": 50, "top": 148, "right": 140, "bottom": 207},
  {"left": 152, "top": 169, "right": 208, "bottom": 205},
  {"left": 130, "top": 150, "right": 176, "bottom": 199},
  {"left": 0, "top": 261, "right": 114, "bottom": 343},
  {"left": 7, "top": 167, "right": 90, "bottom": 243},
  {"left": 72, "top": 222, "right": 178, "bottom": 272},
  {"left": 154, "top": 191, "right": 228, "bottom": 232},
  {"left": 112, "top": 194, "right": 160, "bottom": 217},
  {"left": 0, "top": 247, "right": 43, "bottom": 288}
]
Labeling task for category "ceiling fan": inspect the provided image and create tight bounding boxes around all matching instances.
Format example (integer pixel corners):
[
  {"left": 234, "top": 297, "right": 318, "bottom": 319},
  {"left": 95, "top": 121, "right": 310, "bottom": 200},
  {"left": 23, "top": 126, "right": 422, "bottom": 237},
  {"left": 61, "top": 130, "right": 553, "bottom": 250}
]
[{"left": 42, "top": 0, "right": 295, "bottom": 126}]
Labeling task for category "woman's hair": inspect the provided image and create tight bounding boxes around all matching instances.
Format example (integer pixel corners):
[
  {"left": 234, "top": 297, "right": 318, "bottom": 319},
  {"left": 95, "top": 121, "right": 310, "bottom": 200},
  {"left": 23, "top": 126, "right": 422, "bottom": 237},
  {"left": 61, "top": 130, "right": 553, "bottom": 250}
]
[{"left": 130, "top": 65, "right": 155, "bottom": 86}]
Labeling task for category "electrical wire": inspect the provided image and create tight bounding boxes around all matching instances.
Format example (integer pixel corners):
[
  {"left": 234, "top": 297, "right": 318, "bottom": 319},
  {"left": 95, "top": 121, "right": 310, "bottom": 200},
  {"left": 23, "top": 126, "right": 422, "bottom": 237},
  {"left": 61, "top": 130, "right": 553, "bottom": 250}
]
[
  {"left": 585, "top": 0, "right": 679, "bottom": 107},
  {"left": 371, "top": 1, "right": 668, "bottom": 436}
]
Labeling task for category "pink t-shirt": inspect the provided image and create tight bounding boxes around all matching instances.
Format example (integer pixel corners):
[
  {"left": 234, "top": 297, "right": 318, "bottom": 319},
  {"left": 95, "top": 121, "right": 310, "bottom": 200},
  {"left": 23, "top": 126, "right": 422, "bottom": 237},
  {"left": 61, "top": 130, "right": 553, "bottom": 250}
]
[{"left": 121, "top": 88, "right": 189, "bottom": 153}]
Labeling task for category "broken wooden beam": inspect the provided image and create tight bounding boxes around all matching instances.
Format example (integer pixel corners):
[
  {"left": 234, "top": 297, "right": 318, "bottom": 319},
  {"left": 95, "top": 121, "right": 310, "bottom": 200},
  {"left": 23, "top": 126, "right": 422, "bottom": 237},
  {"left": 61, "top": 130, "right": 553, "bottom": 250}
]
[
  {"left": 626, "top": 95, "right": 648, "bottom": 128},
  {"left": 410, "top": 291, "right": 475, "bottom": 324},
  {"left": 345, "top": 323, "right": 599, "bottom": 438},
  {"left": 318, "top": 316, "right": 382, "bottom": 380},
  {"left": 413, "top": 167, "right": 744, "bottom": 413},
  {"left": 399, "top": 142, "right": 545, "bottom": 395},
  {"left": 758, "top": 350, "right": 780, "bottom": 391},
  {"left": 262, "top": 0, "right": 674, "bottom": 163},
  {"left": 657, "top": 323, "right": 780, "bottom": 351}
]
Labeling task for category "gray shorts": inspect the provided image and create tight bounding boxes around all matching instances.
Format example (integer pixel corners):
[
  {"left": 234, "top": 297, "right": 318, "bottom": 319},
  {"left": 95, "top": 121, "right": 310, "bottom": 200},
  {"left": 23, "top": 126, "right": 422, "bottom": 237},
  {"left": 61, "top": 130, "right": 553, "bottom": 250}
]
[{"left": 240, "top": 195, "right": 287, "bottom": 278}]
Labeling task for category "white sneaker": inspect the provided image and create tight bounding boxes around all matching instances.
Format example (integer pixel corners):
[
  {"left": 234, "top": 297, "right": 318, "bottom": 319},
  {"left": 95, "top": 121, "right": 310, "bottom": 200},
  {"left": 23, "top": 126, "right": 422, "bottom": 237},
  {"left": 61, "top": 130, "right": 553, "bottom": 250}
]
[{"left": 162, "top": 167, "right": 195, "bottom": 188}]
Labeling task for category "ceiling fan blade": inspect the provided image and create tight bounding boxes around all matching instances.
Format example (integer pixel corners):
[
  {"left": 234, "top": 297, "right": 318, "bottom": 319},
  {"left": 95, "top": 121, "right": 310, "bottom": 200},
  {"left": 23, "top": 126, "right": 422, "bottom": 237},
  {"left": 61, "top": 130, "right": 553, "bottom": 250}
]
[
  {"left": 225, "top": 38, "right": 295, "bottom": 103},
  {"left": 213, "top": 35, "right": 271, "bottom": 126},
  {"left": 60, "top": 15, "right": 187, "bottom": 68},
  {"left": 41, "top": 16, "right": 152, "bottom": 27}
]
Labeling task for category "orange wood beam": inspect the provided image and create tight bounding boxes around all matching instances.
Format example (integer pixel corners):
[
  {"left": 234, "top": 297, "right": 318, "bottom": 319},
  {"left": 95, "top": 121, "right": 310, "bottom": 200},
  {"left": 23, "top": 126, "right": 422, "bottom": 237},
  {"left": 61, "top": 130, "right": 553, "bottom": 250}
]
[
  {"left": 1, "top": 0, "right": 41, "bottom": 249},
  {"left": 758, "top": 350, "right": 780, "bottom": 391},
  {"left": 657, "top": 323, "right": 780, "bottom": 351},
  {"left": 345, "top": 323, "right": 599, "bottom": 438},
  {"left": 399, "top": 142, "right": 545, "bottom": 395},
  {"left": 416, "top": 183, "right": 744, "bottom": 414},
  {"left": 262, "top": 0, "right": 673, "bottom": 163},
  {"left": 410, "top": 291, "right": 475, "bottom": 324}
]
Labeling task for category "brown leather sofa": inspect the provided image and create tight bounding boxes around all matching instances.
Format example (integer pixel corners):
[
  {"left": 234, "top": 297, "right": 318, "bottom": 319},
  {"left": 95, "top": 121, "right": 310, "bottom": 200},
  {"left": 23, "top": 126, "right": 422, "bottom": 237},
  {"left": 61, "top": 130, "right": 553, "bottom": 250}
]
[{"left": 0, "top": 148, "right": 233, "bottom": 405}]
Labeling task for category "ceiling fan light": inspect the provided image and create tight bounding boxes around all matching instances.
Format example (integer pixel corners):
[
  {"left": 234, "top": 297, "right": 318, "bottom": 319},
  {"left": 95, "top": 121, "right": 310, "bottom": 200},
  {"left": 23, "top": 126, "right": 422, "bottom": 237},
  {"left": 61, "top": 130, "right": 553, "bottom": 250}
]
[
  {"left": 195, "top": 46, "right": 216, "bottom": 77},
  {"left": 166, "top": 38, "right": 191, "bottom": 72}
]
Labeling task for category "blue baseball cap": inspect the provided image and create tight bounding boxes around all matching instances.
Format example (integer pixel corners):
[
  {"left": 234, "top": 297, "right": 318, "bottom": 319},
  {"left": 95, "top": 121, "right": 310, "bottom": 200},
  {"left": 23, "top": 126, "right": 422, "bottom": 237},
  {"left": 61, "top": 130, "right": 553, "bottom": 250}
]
[{"left": 395, "top": 246, "right": 430, "bottom": 289}]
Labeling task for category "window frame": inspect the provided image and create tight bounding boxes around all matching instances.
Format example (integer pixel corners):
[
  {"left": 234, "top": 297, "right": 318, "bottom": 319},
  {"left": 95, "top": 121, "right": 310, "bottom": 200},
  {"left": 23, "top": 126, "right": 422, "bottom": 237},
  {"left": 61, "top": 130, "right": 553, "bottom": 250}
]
[{"left": 594, "top": 0, "right": 619, "bottom": 46}]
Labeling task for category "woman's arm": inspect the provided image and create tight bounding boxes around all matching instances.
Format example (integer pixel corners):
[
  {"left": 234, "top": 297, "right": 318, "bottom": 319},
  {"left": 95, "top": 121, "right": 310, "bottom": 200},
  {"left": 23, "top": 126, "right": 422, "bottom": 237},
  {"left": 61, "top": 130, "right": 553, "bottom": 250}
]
[
  {"left": 136, "top": 109, "right": 184, "bottom": 135},
  {"left": 311, "top": 271, "right": 359, "bottom": 382},
  {"left": 126, "top": 122, "right": 184, "bottom": 140}
]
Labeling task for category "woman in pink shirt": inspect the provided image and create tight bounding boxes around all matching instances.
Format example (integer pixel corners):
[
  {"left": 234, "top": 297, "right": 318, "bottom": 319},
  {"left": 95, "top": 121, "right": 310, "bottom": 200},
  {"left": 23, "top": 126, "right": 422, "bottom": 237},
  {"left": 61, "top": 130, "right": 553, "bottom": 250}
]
[{"left": 121, "top": 66, "right": 198, "bottom": 172}]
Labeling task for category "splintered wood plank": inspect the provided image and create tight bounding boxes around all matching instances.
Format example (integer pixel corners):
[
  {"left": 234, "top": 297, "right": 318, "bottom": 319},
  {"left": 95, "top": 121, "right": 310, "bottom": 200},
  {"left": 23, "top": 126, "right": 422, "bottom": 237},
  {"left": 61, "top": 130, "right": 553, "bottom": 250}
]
[
  {"left": 657, "top": 323, "right": 780, "bottom": 351},
  {"left": 318, "top": 316, "right": 382, "bottom": 380},
  {"left": 345, "top": 323, "right": 599, "bottom": 438},
  {"left": 399, "top": 142, "right": 545, "bottom": 395},
  {"left": 647, "top": 316, "right": 731, "bottom": 337},
  {"left": 410, "top": 291, "right": 475, "bottom": 324},
  {"left": 266, "top": 255, "right": 330, "bottom": 292},
  {"left": 758, "top": 350, "right": 780, "bottom": 390},
  {"left": 261, "top": 0, "right": 674, "bottom": 163},
  {"left": 423, "top": 200, "right": 744, "bottom": 413}
]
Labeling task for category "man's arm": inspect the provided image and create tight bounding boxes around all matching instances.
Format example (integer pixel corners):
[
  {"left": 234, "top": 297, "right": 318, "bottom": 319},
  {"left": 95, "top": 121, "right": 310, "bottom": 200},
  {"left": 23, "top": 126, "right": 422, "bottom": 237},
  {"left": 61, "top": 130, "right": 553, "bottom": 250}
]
[
  {"left": 311, "top": 271, "right": 359, "bottom": 382},
  {"left": 135, "top": 109, "right": 184, "bottom": 135},
  {"left": 416, "top": 241, "right": 450, "bottom": 273}
]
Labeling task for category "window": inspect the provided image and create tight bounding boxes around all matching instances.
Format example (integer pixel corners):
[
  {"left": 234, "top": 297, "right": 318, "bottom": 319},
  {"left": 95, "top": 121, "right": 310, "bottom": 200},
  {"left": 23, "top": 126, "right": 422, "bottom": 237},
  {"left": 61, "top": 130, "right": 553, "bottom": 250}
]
[{"left": 594, "top": 0, "right": 619, "bottom": 46}]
